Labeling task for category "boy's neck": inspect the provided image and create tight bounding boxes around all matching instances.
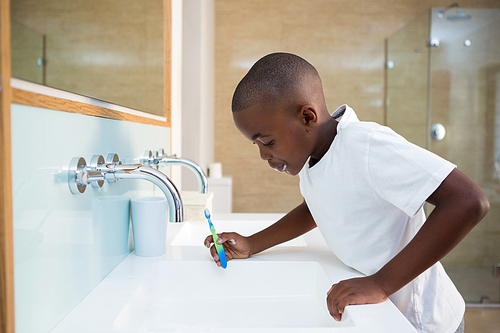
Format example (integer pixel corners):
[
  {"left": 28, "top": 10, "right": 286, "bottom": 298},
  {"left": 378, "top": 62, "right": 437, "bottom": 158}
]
[{"left": 309, "top": 117, "right": 338, "bottom": 168}]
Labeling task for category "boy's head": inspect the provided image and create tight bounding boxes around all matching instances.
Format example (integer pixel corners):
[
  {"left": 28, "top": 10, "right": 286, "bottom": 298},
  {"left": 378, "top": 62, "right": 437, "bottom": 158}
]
[{"left": 232, "top": 52, "right": 331, "bottom": 176}]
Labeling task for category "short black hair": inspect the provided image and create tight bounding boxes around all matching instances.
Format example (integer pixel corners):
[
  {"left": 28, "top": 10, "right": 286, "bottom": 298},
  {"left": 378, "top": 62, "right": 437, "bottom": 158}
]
[{"left": 231, "top": 52, "right": 319, "bottom": 113}]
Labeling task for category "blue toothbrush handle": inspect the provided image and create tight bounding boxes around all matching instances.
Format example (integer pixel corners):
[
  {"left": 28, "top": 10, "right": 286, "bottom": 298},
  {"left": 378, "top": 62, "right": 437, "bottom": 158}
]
[
  {"left": 206, "top": 209, "right": 227, "bottom": 269},
  {"left": 216, "top": 243, "right": 227, "bottom": 269},
  {"left": 211, "top": 227, "right": 227, "bottom": 269}
]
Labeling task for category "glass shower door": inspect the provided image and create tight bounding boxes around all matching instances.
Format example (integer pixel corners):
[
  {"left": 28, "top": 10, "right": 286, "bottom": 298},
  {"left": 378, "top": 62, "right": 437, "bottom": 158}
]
[
  {"left": 11, "top": 20, "right": 45, "bottom": 84},
  {"left": 387, "top": 7, "right": 500, "bottom": 305},
  {"left": 385, "top": 11, "right": 430, "bottom": 150},
  {"left": 427, "top": 7, "right": 500, "bottom": 305}
]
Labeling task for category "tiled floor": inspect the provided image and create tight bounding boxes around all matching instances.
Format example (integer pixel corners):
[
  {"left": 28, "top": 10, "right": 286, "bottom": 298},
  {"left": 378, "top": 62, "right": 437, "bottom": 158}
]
[
  {"left": 443, "top": 266, "right": 500, "bottom": 332},
  {"left": 465, "top": 307, "right": 500, "bottom": 333}
]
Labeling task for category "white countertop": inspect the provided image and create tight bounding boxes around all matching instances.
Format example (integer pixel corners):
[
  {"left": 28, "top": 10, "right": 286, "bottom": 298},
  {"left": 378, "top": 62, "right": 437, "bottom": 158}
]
[{"left": 51, "top": 213, "right": 417, "bottom": 333}]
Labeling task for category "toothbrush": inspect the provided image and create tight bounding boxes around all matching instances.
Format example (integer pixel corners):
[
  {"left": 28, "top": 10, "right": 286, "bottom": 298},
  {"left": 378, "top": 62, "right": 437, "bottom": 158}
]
[{"left": 204, "top": 209, "right": 227, "bottom": 269}]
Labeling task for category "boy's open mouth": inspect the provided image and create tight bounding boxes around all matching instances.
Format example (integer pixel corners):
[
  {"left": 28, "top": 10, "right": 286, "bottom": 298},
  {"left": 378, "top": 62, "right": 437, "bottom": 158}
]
[{"left": 273, "top": 164, "right": 288, "bottom": 173}]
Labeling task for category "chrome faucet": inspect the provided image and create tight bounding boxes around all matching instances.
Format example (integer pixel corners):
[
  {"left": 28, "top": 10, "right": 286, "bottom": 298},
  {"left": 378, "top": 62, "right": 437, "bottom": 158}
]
[
  {"left": 68, "top": 153, "right": 183, "bottom": 222},
  {"left": 142, "top": 149, "right": 208, "bottom": 194}
]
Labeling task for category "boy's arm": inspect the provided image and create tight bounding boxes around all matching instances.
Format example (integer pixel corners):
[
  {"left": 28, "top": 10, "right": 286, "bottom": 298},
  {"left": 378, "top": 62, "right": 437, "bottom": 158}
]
[
  {"left": 327, "top": 168, "right": 490, "bottom": 320},
  {"left": 205, "top": 201, "right": 316, "bottom": 265},
  {"left": 247, "top": 201, "right": 317, "bottom": 255}
]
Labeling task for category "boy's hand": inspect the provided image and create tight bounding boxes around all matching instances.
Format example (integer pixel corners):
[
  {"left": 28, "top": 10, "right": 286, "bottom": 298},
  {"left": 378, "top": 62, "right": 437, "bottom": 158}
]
[
  {"left": 326, "top": 276, "right": 388, "bottom": 321},
  {"left": 204, "top": 232, "right": 252, "bottom": 267}
]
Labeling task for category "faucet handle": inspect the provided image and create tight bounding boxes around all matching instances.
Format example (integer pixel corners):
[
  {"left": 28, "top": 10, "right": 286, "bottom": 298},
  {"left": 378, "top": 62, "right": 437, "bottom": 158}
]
[
  {"left": 106, "top": 153, "right": 121, "bottom": 164},
  {"left": 68, "top": 157, "right": 88, "bottom": 194},
  {"left": 105, "top": 153, "right": 121, "bottom": 183},
  {"left": 89, "top": 155, "right": 105, "bottom": 188},
  {"left": 141, "top": 150, "right": 154, "bottom": 164},
  {"left": 158, "top": 148, "right": 177, "bottom": 159}
]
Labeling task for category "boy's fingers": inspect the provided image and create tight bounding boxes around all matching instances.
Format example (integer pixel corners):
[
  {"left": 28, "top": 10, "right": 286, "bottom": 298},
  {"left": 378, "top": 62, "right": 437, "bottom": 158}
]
[
  {"left": 216, "top": 232, "right": 231, "bottom": 243},
  {"left": 328, "top": 302, "right": 341, "bottom": 321},
  {"left": 327, "top": 283, "right": 337, "bottom": 295},
  {"left": 209, "top": 245, "right": 219, "bottom": 261},
  {"left": 332, "top": 303, "right": 343, "bottom": 321},
  {"left": 219, "top": 232, "right": 232, "bottom": 239},
  {"left": 205, "top": 232, "right": 232, "bottom": 246},
  {"left": 327, "top": 285, "right": 349, "bottom": 321},
  {"left": 337, "top": 297, "right": 356, "bottom": 314},
  {"left": 204, "top": 235, "right": 213, "bottom": 247},
  {"left": 337, "top": 302, "right": 346, "bottom": 315}
]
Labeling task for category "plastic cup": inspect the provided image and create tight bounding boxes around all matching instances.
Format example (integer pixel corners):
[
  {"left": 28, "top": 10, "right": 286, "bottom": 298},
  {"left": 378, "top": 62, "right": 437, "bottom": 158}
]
[
  {"left": 131, "top": 196, "right": 168, "bottom": 257},
  {"left": 91, "top": 196, "right": 131, "bottom": 256}
]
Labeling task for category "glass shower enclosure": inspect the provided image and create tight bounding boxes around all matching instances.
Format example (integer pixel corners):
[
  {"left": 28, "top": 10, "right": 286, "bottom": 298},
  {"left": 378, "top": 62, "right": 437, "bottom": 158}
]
[
  {"left": 11, "top": 20, "right": 45, "bottom": 85},
  {"left": 386, "top": 6, "right": 500, "bottom": 305}
]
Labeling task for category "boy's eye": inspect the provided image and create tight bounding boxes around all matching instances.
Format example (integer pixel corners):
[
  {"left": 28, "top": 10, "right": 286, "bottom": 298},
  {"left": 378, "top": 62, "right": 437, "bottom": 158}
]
[{"left": 263, "top": 140, "right": 274, "bottom": 147}]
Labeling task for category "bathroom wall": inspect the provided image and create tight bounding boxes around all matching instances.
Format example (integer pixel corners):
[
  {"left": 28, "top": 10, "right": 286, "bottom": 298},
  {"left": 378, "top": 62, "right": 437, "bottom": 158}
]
[
  {"left": 214, "top": 0, "right": 500, "bottom": 213},
  {"left": 181, "top": 0, "right": 215, "bottom": 191},
  {"left": 11, "top": 103, "right": 170, "bottom": 333}
]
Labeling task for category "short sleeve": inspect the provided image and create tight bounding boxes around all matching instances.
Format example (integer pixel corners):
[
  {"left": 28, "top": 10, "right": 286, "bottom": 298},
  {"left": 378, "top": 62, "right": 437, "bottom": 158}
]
[{"left": 367, "top": 126, "right": 456, "bottom": 217}]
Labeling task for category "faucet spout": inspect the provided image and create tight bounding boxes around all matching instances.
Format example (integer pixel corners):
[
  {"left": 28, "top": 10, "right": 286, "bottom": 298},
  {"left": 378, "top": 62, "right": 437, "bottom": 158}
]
[
  {"left": 143, "top": 150, "right": 208, "bottom": 194},
  {"left": 159, "top": 157, "right": 208, "bottom": 194},
  {"left": 109, "top": 164, "right": 183, "bottom": 222}
]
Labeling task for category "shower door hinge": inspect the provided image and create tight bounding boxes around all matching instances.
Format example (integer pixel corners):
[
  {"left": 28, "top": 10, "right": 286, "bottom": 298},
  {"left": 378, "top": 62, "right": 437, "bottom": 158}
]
[{"left": 427, "top": 38, "right": 440, "bottom": 47}]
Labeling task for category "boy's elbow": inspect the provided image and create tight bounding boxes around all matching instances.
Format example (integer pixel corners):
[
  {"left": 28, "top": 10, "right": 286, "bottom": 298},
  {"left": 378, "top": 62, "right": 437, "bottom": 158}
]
[
  {"left": 468, "top": 190, "right": 490, "bottom": 225},
  {"left": 434, "top": 169, "right": 490, "bottom": 227},
  {"left": 477, "top": 193, "right": 490, "bottom": 219}
]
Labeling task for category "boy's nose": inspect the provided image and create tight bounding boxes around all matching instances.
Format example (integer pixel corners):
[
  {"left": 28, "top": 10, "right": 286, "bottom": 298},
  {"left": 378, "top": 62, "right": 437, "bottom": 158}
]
[{"left": 258, "top": 146, "right": 272, "bottom": 161}]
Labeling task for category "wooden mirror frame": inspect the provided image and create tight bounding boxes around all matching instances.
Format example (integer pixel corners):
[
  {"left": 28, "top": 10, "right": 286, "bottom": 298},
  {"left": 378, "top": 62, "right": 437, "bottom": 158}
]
[
  {"left": 1, "top": 0, "right": 15, "bottom": 331},
  {"left": 0, "top": 1, "right": 172, "bottom": 331}
]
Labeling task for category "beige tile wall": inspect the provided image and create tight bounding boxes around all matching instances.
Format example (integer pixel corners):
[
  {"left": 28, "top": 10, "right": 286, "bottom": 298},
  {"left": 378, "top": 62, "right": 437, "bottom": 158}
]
[{"left": 215, "top": 0, "right": 499, "bottom": 213}]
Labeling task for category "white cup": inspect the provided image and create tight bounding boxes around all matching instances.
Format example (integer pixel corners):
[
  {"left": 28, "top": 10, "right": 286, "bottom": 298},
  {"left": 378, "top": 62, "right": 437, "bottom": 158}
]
[
  {"left": 91, "top": 196, "right": 131, "bottom": 256},
  {"left": 131, "top": 196, "right": 168, "bottom": 257},
  {"left": 208, "top": 162, "right": 223, "bottom": 178}
]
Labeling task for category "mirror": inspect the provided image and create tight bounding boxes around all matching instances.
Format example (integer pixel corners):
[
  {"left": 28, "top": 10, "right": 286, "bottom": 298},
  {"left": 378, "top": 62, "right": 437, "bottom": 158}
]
[{"left": 10, "top": 0, "right": 165, "bottom": 117}]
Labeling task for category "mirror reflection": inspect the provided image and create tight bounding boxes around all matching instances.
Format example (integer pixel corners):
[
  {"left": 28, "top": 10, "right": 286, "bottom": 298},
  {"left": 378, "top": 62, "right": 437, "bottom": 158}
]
[{"left": 11, "top": 0, "right": 165, "bottom": 117}]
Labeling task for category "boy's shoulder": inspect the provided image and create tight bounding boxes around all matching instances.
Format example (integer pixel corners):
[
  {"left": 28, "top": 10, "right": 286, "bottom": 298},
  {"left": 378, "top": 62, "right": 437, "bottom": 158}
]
[
  {"left": 333, "top": 104, "right": 383, "bottom": 134},
  {"left": 337, "top": 119, "right": 385, "bottom": 140},
  {"left": 333, "top": 105, "right": 407, "bottom": 146}
]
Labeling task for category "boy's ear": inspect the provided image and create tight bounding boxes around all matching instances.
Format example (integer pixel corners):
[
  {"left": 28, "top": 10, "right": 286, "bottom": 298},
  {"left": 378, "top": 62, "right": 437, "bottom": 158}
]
[{"left": 299, "top": 105, "right": 318, "bottom": 131}]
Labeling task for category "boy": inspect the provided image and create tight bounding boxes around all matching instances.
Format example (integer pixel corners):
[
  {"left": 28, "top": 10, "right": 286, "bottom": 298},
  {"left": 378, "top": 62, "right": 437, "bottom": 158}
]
[{"left": 204, "top": 53, "right": 489, "bottom": 333}]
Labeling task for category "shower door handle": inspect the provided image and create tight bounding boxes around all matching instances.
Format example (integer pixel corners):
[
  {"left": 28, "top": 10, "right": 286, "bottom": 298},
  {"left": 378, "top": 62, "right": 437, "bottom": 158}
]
[{"left": 430, "top": 123, "right": 446, "bottom": 141}]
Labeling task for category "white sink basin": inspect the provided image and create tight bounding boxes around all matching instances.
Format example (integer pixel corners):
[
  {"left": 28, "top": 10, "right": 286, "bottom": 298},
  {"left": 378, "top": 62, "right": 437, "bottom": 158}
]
[
  {"left": 114, "top": 261, "right": 354, "bottom": 332},
  {"left": 171, "top": 220, "right": 307, "bottom": 247}
]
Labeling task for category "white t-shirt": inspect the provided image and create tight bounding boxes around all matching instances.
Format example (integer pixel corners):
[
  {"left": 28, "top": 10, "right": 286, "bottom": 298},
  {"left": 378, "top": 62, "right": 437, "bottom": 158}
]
[{"left": 299, "top": 105, "right": 465, "bottom": 333}]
